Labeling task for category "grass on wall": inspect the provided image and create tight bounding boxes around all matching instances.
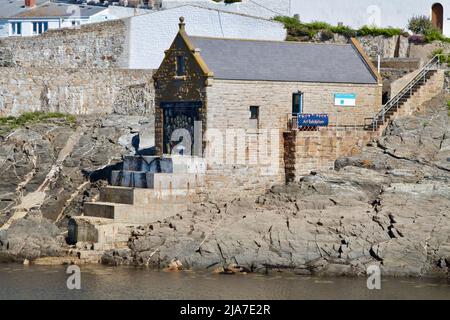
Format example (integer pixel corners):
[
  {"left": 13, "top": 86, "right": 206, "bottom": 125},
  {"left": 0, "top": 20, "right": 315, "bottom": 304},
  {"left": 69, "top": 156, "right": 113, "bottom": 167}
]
[
  {"left": 274, "top": 16, "right": 406, "bottom": 41},
  {"left": 0, "top": 112, "right": 76, "bottom": 135}
]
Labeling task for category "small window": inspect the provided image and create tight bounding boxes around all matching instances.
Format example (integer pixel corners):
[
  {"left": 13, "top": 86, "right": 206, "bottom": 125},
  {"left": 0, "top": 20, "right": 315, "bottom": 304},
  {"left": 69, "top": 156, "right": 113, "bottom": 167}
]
[
  {"left": 249, "top": 106, "right": 259, "bottom": 129},
  {"left": 250, "top": 106, "right": 259, "bottom": 120},
  {"left": 11, "top": 22, "right": 22, "bottom": 36},
  {"left": 32, "top": 21, "right": 48, "bottom": 35},
  {"left": 292, "top": 92, "right": 303, "bottom": 115},
  {"left": 176, "top": 55, "right": 185, "bottom": 76}
]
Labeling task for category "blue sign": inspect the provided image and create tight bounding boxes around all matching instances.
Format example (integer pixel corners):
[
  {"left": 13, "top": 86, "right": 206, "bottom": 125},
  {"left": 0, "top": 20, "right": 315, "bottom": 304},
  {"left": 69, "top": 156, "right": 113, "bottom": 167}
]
[{"left": 298, "top": 114, "right": 329, "bottom": 127}]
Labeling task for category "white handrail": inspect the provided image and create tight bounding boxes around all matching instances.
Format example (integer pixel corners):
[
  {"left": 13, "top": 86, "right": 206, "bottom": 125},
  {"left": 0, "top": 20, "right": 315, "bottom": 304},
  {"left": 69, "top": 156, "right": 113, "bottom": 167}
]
[{"left": 370, "top": 54, "right": 443, "bottom": 130}]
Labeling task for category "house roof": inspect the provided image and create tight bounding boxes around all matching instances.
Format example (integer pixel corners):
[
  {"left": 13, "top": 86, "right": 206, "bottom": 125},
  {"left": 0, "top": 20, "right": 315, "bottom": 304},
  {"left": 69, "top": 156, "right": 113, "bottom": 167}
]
[
  {"left": 0, "top": 0, "right": 49, "bottom": 18},
  {"left": 12, "top": 3, "right": 107, "bottom": 19},
  {"left": 189, "top": 36, "right": 379, "bottom": 84}
]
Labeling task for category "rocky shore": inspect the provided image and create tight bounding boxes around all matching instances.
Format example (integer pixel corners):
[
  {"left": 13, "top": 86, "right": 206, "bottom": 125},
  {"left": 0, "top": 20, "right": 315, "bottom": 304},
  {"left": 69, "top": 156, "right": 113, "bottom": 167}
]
[
  {"left": 102, "top": 94, "right": 450, "bottom": 277},
  {"left": 0, "top": 94, "right": 449, "bottom": 277}
]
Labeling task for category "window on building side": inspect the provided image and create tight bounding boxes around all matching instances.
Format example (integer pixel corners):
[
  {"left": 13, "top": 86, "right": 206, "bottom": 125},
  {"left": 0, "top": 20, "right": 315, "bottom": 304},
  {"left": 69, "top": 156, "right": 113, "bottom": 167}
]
[
  {"left": 11, "top": 22, "right": 22, "bottom": 36},
  {"left": 292, "top": 92, "right": 303, "bottom": 114},
  {"left": 176, "top": 55, "right": 185, "bottom": 76},
  {"left": 32, "top": 21, "right": 49, "bottom": 35},
  {"left": 249, "top": 106, "right": 260, "bottom": 129}
]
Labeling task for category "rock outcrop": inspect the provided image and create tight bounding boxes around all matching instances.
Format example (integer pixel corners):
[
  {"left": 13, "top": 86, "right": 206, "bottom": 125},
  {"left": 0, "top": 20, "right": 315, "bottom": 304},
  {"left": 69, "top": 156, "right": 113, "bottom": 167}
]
[
  {"left": 0, "top": 114, "right": 154, "bottom": 262},
  {"left": 102, "top": 94, "right": 450, "bottom": 277}
]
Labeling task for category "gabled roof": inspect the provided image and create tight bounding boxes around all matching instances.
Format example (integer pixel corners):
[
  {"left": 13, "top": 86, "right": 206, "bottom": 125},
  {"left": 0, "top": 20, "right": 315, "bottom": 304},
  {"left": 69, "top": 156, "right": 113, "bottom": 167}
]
[
  {"left": 0, "top": 0, "right": 49, "bottom": 18},
  {"left": 189, "top": 36, "right": 379, "bottom": 84},
  {"left": 12, "top": 3, "right": 107, "bottom": 18}
]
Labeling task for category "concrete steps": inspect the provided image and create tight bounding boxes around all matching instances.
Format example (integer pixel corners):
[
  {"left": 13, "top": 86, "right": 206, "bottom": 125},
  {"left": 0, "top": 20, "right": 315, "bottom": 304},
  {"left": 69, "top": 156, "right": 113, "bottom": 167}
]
[
  {"left": 84, "top": 201, "right": 189, "bottom": 224},
  {"left": 111, "top": 171, "right": 206, "bottom": 189},
  {"left": 99, "top": 186, "right": 196, "bottom": 205},
  {"left": 72, "top": 155, "right": 206, "bottom": 248}
]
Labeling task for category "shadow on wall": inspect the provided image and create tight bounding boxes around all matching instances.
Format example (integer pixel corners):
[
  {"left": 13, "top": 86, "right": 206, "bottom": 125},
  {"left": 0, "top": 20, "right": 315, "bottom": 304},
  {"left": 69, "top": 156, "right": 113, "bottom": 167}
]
[{"left": 82, "top": 134, "right": 156, "bottom": 184}]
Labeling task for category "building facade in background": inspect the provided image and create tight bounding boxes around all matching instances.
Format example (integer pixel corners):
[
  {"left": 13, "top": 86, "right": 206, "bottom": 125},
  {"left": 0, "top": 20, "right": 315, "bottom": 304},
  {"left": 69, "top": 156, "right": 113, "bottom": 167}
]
[
  {"left": 0, "top": 0, "right": 150, "bottom": 37},
  {"left": 291, "top": 0, "right": 450, "bottom": 37}
]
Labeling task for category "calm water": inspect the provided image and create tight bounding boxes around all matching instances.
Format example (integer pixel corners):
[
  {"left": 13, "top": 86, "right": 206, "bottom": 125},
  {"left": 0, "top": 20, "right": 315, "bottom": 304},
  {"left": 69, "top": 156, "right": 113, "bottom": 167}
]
[{"left": 0, "top": 264, "right": 449, "bottom": 300}]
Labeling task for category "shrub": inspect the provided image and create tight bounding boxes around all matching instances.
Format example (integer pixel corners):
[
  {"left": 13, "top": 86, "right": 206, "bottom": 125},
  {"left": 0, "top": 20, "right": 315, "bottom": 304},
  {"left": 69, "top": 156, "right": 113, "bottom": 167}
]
[
  {"left": 330, "top": 25, "right": 357, "bottom": 38},
  {"left": 320, "top": 29, "right": 334, "bottom": 41},
  {"left": 408, "top": 15, "right": 434, "bottom": 34},
  {"left": 423, "top": 27, "right": 450, "bottom": 43},
  {"left": 0, "top": 111, "right": 76, "bottom": 135},
  {"left": 408, "top": 34, "right": 425, "bottom": 44},
  {"left": 274, "top": 16, "right": 406, "bottom": 41},
  {"left": 357, "top": 25, "right": 403, "bottom": 37},
  {"left": 447, "top": 100, "right": 450, "bottom": 116}
]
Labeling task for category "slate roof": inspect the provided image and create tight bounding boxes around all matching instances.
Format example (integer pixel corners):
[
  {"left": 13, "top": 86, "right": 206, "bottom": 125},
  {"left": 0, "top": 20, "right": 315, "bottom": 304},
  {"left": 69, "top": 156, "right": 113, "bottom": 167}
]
[
  {"left": 189, "top": 36, "right": 378, "bottom": 84},
  {"left": 12, "top": 3, "right": 107, "bottom": 18},
  {"left": 0, "top": 0, "right": 49, "bottom": 18}
]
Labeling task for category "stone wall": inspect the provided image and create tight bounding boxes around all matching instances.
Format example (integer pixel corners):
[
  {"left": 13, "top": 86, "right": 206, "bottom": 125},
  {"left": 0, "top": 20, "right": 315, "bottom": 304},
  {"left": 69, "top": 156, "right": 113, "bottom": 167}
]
[
  {"left": 378, "top": 69, "right": 446, "bottom": 132},
  {"left": 0, "top": 20, "right": 128, "bottom": 69},
  {"left": 318, "top": 34, "right": 409, "bottom": 59},
  {"left": 200, "top": 79, "right": 381, "bottom": 194},
  {"left": 284, "top": 69, "right": 447, "bottom": 181},
  {"left": 206, "top": 79, "right": 382, "bottom": 129},
  {"left": 284, "top": 129, "right": 376, "bottom": 180},
  {"left": 0, "top": 68, "right": 154, "bottom": 116}
]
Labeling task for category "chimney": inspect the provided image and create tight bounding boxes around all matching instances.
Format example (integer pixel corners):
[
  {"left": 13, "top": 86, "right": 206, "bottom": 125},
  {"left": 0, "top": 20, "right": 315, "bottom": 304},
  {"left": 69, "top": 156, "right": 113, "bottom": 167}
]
[
  {"left": 25, "top": 0, "right": 36, "bottom": 8},
  {"left": 178, "top": 16, "right": 185, "bottom": 31}
]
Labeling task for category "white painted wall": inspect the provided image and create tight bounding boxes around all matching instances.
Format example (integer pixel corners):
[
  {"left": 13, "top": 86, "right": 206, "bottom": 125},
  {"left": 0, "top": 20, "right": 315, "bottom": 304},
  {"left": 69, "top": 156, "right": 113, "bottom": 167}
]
[
  {"left": 161, "top": 0, "right": 291, "bottom": 19},
  {"left": 125, "top": 5, "right": 287, "bottom": 69},
  {"left": 0, "top": 20, "right": 8, "bottom": 37},
  {"left": 291, "top": 0, "right": 450, "bottom": 37},
  {"left": 7, "top": 18, "right": 93, "bottom": 37}
]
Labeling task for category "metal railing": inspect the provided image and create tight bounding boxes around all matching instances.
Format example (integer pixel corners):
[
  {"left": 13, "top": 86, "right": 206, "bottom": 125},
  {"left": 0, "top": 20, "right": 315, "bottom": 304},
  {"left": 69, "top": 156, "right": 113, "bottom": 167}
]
[
  {"left": 286, "top": 113, "right": 366, "bottom": 132},
  {"left": 365, "top": 54, "right": 445, "bottom": 131}
]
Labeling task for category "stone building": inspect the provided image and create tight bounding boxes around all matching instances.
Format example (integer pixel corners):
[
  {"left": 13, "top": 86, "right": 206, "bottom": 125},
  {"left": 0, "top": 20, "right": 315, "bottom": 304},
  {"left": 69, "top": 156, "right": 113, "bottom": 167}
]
[{"left": 153, "top": 18, "right": 382, "bottom": 192}]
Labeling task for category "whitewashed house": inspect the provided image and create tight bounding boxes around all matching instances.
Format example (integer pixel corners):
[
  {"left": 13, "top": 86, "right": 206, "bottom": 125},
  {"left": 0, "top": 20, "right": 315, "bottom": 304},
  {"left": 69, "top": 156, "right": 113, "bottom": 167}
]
[
  {"left": 120, "top": 5, "right": 287, "bottom": 69},
  {"left": 0, "top": 0, "right": 48, "bottom": 37},
  {"left": 159, "top": 0, "right": 291, "bottom": 19},
  {"left": 291, "top": 0, "right": 450, "bottom": 37},
  {"left": 2, "top": 0, "right": 150, "bottom": 37}
]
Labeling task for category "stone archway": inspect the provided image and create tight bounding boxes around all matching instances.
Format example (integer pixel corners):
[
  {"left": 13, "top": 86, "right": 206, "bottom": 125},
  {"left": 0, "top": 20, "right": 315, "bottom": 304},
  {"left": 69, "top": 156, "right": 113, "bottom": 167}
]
[{"left": 432, "top": 3, "right": 444, "bottom": 32}]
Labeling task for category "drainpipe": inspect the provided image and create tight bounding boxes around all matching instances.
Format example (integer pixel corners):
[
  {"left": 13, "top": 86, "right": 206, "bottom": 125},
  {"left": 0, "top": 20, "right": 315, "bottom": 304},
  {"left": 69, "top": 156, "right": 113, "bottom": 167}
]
[{"left": 377, "top": 52, "right": 381, "bottom": 74}]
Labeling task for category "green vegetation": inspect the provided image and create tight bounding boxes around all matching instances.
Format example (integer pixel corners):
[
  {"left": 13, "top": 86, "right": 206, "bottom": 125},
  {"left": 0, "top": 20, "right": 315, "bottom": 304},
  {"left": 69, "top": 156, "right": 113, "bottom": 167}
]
[
  {"left": 408, "top": 15, "right": 434, "bottom": 34},
  {"left": 430, "top": 49, "right": 450, "bottom": 66},
  {"left": 0, "top": 111, "right": 76, "bottom": 135},
  {"left": 276, "top": 15, "right": 450, "bottom": 44},
  {"left": 408, "top": 15, "right": 450, "bottom": 43},
  {"left": 357, "top": 25, "right": 404, "bottom": 37},
  {"left": 447, "top": 100, "right": 450, "bottom": 117},
  {"left": 274, "top": 16, "right": 404, "bottom": 41}
]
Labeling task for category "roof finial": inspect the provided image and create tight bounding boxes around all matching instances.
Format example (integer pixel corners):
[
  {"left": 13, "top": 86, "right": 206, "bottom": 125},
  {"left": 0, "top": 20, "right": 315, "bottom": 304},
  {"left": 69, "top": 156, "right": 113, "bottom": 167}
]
[{"left": 179, "top": 16, "right": 185, "bottom": 31}]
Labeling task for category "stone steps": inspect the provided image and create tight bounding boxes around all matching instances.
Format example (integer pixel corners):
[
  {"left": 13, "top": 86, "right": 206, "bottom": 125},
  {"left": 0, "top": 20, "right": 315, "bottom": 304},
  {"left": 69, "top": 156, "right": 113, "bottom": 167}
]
[
  {"left": 83, "top": 201, "right": 188, "bottom": 224},
  {"left": 73, "top": 155, "right": 206, "bottom": 248},
  {"left": 99, "top": 186, "right": 196, "bottom": 205},
  {"left": 122, "top": 155, "right": 206, "bottom": 174},
  {"left": 111, "top": 171, "right": 206, "bottom": 189},
  {"left": 68, "top": 216, "right": 139, "bottom": 244}
]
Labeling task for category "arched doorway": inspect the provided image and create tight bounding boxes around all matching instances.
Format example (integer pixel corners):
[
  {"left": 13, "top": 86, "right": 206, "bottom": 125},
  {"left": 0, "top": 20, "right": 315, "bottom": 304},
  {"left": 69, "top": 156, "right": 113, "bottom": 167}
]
[{"left": 432, "top": 3, "right": 444, "bottom": 32}]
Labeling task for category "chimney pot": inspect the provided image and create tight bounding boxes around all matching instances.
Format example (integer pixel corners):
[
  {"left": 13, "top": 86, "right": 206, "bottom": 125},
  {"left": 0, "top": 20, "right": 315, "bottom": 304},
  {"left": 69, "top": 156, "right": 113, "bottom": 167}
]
[
  {"left": 25, "top": 0, "right": 36, "bottom": 7},
  {"left": 179, "top": 16, "right": 185, "bottom": 31}
]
